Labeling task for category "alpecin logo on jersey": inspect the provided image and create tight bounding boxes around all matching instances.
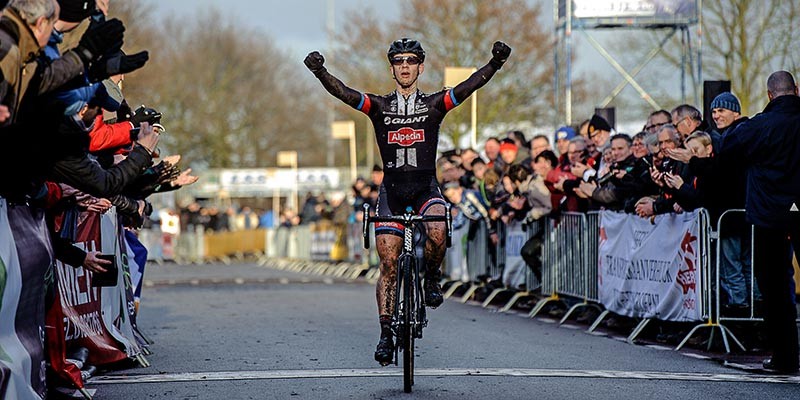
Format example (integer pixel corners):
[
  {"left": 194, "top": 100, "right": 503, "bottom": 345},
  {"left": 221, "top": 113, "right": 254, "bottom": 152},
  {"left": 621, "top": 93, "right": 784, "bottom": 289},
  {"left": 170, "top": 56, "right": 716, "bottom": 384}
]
[{"left": 388, "top": 127, "right": 425, "bottom": 146}]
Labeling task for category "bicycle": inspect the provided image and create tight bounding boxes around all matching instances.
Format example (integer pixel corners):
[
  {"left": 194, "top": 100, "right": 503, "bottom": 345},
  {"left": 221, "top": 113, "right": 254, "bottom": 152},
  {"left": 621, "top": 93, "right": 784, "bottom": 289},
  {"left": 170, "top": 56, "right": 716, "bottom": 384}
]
[{"left": 362, "top": 202, "right": 452, "bottom": 393}]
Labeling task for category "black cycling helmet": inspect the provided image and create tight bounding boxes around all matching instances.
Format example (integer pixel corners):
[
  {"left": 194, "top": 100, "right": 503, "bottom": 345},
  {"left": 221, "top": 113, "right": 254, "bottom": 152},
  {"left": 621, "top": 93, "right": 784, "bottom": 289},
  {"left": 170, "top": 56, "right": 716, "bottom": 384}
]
[{"left": 387, "top": 38, "right": 425, "bottom": 63}]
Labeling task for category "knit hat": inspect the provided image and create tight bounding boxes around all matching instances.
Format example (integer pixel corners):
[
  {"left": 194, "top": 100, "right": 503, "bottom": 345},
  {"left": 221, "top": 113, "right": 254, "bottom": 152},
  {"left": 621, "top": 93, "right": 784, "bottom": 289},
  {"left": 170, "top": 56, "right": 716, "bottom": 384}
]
[
  {"left": 499, "top": 139, "right": 518, "bottom": 153},
  {"left": 555, "top": 126, "right": 576, "bottom": 141},
  {"left": 710, "top": 92, "right": 741, "bottom": 113},
  {"left": 588, "top": 114, "right": 611, "bottom": 134}
]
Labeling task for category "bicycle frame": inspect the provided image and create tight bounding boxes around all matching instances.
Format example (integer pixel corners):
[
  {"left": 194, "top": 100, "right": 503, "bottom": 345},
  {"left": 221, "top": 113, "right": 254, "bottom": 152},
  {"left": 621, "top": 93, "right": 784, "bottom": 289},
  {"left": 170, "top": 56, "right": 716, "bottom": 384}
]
[{"left": 362, "top": 202, "right": 451, "bottom": 392}]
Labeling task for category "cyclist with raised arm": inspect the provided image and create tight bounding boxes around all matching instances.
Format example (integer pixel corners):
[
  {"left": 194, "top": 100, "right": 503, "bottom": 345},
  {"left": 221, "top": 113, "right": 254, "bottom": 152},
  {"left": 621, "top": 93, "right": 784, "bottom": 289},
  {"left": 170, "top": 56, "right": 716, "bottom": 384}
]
[{"left": 305, "top": 38, "right": 511, "bottom": 365}]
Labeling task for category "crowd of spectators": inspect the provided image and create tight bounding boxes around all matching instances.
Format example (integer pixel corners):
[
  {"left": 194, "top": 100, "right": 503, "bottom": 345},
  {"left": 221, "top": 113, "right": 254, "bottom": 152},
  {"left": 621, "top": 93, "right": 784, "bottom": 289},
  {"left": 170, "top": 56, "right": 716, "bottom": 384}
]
[
  {"left": 434, "top": 96, "right": 757, "bottom": 307},
  {"left": 428, "top": 73, "right": 800, "bottom": 369},
  {"left": 0, "top": 0, "right": 200, "bottom": 394}
]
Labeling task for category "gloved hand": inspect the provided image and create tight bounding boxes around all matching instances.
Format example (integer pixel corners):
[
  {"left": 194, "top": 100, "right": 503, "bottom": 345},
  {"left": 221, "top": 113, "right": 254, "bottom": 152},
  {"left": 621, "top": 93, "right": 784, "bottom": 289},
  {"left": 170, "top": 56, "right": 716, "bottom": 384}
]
[
  {"left": 75, "top": 18, "right": 125, "bottom": 64},
  {"left": 489, "top": 41, "right": 512, "bottom": 69},
  {"left": 304, "top": 51, "right": 325, "bottom": 74},
  {"left": 152, "top": 161, "right": 181, "bottom": 186},
  {"left": 117, "top": 99, "right": 133, "bottom": 122},
  {"left": 88, "top": 50, "right": 149, "bottom": 82},
  {"left": 130, "top": 105, "right": 162, "bottom": 127}
]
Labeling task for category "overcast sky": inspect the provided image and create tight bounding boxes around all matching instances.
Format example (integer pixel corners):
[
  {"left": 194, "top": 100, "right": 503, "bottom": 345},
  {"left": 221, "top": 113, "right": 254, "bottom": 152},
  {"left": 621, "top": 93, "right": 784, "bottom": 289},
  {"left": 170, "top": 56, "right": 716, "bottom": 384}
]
[
  {"left": 146, "top": 0, "right": 401, "bottom": 58},
  {"left": 143, "top": 0, "right": 691, "bottom": 128}
]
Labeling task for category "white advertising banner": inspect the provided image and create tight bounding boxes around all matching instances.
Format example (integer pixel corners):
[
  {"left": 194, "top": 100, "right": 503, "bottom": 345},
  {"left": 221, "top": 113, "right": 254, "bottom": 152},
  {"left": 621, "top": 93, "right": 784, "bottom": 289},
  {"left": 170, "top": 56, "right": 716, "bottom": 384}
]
[{"left": 598, "top": 210, "right": 702, "bottom": 321}]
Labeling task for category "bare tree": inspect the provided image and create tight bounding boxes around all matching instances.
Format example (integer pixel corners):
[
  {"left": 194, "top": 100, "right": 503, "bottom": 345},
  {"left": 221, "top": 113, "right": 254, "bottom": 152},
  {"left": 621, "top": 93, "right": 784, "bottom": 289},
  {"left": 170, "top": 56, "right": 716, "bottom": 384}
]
[
  {"left": 627, "top": 0, "right": 800, "bottom": 115},
  {"left": 331, "top": 0, "right": 560, "bottom": 150},
  {"left": 702, "top": 0, "right": 799, "bottom": 114},
  {"left": 111, "top": 2, "right": 327, "bottom": 168}
]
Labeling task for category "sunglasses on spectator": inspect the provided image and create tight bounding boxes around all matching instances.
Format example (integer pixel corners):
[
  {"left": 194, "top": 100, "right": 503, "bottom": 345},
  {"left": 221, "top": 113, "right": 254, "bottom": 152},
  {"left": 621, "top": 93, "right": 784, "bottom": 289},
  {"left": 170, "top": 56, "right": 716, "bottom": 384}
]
[{"left": 390, "top": 56, "right": 421, "bottom": 66}]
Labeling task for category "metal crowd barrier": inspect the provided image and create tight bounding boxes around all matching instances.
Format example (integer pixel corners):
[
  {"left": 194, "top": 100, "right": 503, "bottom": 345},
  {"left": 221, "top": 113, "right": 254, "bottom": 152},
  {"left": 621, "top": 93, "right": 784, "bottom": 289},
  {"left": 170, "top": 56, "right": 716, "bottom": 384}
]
[
  {"left": 451, "top": 219, "right": 495, "bottom": 302},
  {"left": 310, "top": 221, "right": 335, "bottom": 260},
  {"left": 160, "top": 206, "right": 798, "bottom": 355},
  {"left": 529, "top": 212, "right": 597, "bottom": 318},
  {"left": 678, "top": 209, "right": 800, "bottom": 353},
  {"left": 497, "top": 218, "right": 546, "bottom": 312}
]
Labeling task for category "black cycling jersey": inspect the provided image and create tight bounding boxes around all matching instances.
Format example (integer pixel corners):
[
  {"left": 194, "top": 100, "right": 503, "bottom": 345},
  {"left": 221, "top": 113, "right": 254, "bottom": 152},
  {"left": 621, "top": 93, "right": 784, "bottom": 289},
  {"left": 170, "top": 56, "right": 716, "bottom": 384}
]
[
  {"left": 311, "top": 61, "right": 500, "bottom": 234},
  {"left": 311, "top": 63, "right": 500, "bottom": 181}
]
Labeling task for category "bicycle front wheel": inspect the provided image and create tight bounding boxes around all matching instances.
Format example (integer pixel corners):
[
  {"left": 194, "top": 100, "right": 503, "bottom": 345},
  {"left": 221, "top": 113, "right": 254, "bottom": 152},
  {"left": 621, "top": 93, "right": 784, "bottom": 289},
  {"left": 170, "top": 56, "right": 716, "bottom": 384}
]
[{"left": 401, "top": 255, "right": 415, "bottom": 393}]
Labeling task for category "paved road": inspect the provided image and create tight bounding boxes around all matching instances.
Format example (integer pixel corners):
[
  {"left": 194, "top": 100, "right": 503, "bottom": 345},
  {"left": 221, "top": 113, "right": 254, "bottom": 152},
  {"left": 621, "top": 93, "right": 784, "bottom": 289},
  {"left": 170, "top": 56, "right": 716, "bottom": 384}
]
[{"left": 84, "top": 261, "right": 799, "bottom": 399}]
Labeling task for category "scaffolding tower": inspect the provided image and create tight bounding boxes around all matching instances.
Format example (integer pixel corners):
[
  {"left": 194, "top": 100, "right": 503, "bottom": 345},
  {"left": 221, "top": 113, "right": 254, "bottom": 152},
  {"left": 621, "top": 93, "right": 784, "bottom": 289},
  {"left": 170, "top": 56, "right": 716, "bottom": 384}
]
[{"left": 554, "top": 0, "right": 702, "bottom": 126}]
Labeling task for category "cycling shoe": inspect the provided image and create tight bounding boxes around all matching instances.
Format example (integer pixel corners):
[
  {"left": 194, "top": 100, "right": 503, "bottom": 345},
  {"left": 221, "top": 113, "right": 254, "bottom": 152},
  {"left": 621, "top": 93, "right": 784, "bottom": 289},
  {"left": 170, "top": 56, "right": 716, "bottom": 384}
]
[
  {"left": 374, "top": 334, "right": 394, "bottom": 366},
  {"left": 424, "top": 271, "right": 444, "bottom": 308}
]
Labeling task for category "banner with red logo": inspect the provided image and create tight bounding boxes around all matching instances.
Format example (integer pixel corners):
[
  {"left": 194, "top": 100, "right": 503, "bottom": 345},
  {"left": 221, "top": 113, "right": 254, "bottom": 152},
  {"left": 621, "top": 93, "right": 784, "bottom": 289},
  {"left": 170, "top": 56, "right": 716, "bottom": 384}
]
[
  {"left": 46, "top": 211, "right": 129, "bottom": 389},
  {"left": 598, "top": 210, "right": 702, "bottom": 322}
]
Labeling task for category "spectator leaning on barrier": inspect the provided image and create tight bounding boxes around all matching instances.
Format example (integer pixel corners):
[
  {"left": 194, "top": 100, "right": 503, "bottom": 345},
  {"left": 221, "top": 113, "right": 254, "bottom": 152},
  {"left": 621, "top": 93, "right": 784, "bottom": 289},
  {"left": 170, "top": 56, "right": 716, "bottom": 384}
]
[
  {"left": 587, "top": 114, "right": 612, "bottom": 168},
  {"left": 554, "top": 125, "right": 576, "bottom": 157},
  {"left": 643, "top": 109, "right": 672, "bottom": 135},
  {"left": 578, "top": 133, "right": 638, "bottom": 212},
  {"left": 506, "top": 130, "right": 530, "bottom": 165},
  {"left": 520, "top": 150, "right": 558, "bottom": 284},
  {"left": 469, "top": 157, "right": 487, "bottom": 189},
  {"left": 525, "top": 133, "right": 551, "bottom": 165},
  {"left": 532, "top": 150, "right": 559, "bottom": 214},
  {"left": 667, "top": 93, "right": 757, "bottom": 314},
  {"left": 483, "top": 136, "right": 501, "bottom": 170},
  {"left": 0, "top": 0, "right": 124, "bottom": 198},
  {"left": 630, "top": 131, "right": 649, "bottom": 159},
  {"left": 716, "top": 71, "right": 800, "bottom": 374},
  {"left": 442, "top": 180, "right": 492, "bottom": 232},
  {"left": 634, "top": 124, "right": 693, "bottom": 219},
  {"left": 492, "top": 138, "right": 518, "bottom": 175},
  {"left": 552, "top": 136, "right": 593, "bottom": 213},
  {"left": 671, "top": 104, "right": 707, "bottom": 142},
  {"left": 457, "top": 148, "right": 480, "bottom": 188}
]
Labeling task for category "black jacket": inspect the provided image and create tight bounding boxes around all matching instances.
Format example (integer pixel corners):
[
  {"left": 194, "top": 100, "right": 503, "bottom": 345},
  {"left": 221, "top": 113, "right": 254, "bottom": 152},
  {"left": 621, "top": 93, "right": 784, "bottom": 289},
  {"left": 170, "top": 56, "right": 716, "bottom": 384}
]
[
  {"left": 718, "top": 95, "right": 800, "bottom": 229},
  {"left": 48, "top": 116, "right": 153, "bottom": 198},
  {"left": 591, "top": 154, "right": 639, "bottom": 211}
]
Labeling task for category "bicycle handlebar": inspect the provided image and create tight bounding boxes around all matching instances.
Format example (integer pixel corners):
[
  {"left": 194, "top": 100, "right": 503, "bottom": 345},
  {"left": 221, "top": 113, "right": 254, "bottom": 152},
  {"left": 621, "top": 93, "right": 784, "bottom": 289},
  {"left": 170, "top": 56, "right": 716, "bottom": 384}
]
[{"left": 361, "top": 203, "right": 452, "bottom": 249}]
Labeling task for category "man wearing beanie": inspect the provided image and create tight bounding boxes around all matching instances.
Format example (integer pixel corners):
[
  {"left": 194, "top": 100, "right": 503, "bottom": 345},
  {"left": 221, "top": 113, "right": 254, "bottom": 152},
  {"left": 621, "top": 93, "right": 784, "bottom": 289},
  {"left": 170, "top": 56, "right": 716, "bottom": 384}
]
[
  {"left": 708, "top": 91, "right": 755, "bottom": 319},
  {"left": 710, "top": 92, "right": 744, "bottom": 133}
]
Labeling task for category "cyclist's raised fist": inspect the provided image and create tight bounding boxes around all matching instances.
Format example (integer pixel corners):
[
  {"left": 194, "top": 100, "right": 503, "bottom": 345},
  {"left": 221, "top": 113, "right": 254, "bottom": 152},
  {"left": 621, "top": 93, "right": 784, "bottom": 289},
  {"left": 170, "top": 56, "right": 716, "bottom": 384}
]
[
  {"left": 490, "top": 41, "right": 511, "bottom": 69},
  {"left": 304, "top": 51, "right": 325, "bottom": 72}
]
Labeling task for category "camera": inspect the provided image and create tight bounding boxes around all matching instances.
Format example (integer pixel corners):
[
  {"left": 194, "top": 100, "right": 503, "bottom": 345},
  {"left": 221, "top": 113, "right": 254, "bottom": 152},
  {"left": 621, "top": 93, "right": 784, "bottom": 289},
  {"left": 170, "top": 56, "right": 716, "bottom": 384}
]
[
  {"left": 659, "top": 158, "right": 676, "bottom": 174},
  {"left": 596, "top": 164, "right": 633, "bottom": 185}
]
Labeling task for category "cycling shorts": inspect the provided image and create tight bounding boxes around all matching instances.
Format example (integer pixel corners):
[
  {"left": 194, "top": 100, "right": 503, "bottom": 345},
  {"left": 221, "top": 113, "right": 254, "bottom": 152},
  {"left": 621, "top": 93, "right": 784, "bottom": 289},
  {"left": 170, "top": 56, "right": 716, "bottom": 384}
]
[{"left": 374, "top": 173, "right": 446, "bottom": 237}]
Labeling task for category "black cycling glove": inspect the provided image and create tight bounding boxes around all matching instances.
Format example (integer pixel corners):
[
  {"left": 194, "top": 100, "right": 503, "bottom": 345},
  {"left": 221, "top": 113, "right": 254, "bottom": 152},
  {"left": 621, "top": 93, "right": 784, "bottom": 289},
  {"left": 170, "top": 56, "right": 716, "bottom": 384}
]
[
  {"left": 304, "top": 51, "right": 326, "bottom": 74},
  {"left": 489, "top": 41, "right": 512, "bottom": 70}
]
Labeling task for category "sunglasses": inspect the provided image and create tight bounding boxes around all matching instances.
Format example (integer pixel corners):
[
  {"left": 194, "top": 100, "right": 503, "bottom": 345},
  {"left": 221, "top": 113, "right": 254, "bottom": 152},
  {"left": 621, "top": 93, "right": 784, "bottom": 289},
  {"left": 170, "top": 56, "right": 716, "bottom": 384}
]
[{"left": 390, "top": 56, "right": 421, "bottom": 66}]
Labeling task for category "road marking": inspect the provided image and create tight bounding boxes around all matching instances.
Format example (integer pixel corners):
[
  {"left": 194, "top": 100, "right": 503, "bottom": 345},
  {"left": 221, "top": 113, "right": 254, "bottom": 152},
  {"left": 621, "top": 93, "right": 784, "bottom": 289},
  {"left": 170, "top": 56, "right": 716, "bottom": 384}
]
[{"left": 88, "top": 368, "right": 800, "bottom": 385}]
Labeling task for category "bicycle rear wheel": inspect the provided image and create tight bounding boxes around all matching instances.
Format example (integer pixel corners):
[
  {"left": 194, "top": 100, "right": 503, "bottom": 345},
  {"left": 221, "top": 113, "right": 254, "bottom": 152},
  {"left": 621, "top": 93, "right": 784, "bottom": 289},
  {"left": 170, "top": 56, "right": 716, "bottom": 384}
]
[{"left": 401, "top": 256, "right": 415, "bottom": 393}]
